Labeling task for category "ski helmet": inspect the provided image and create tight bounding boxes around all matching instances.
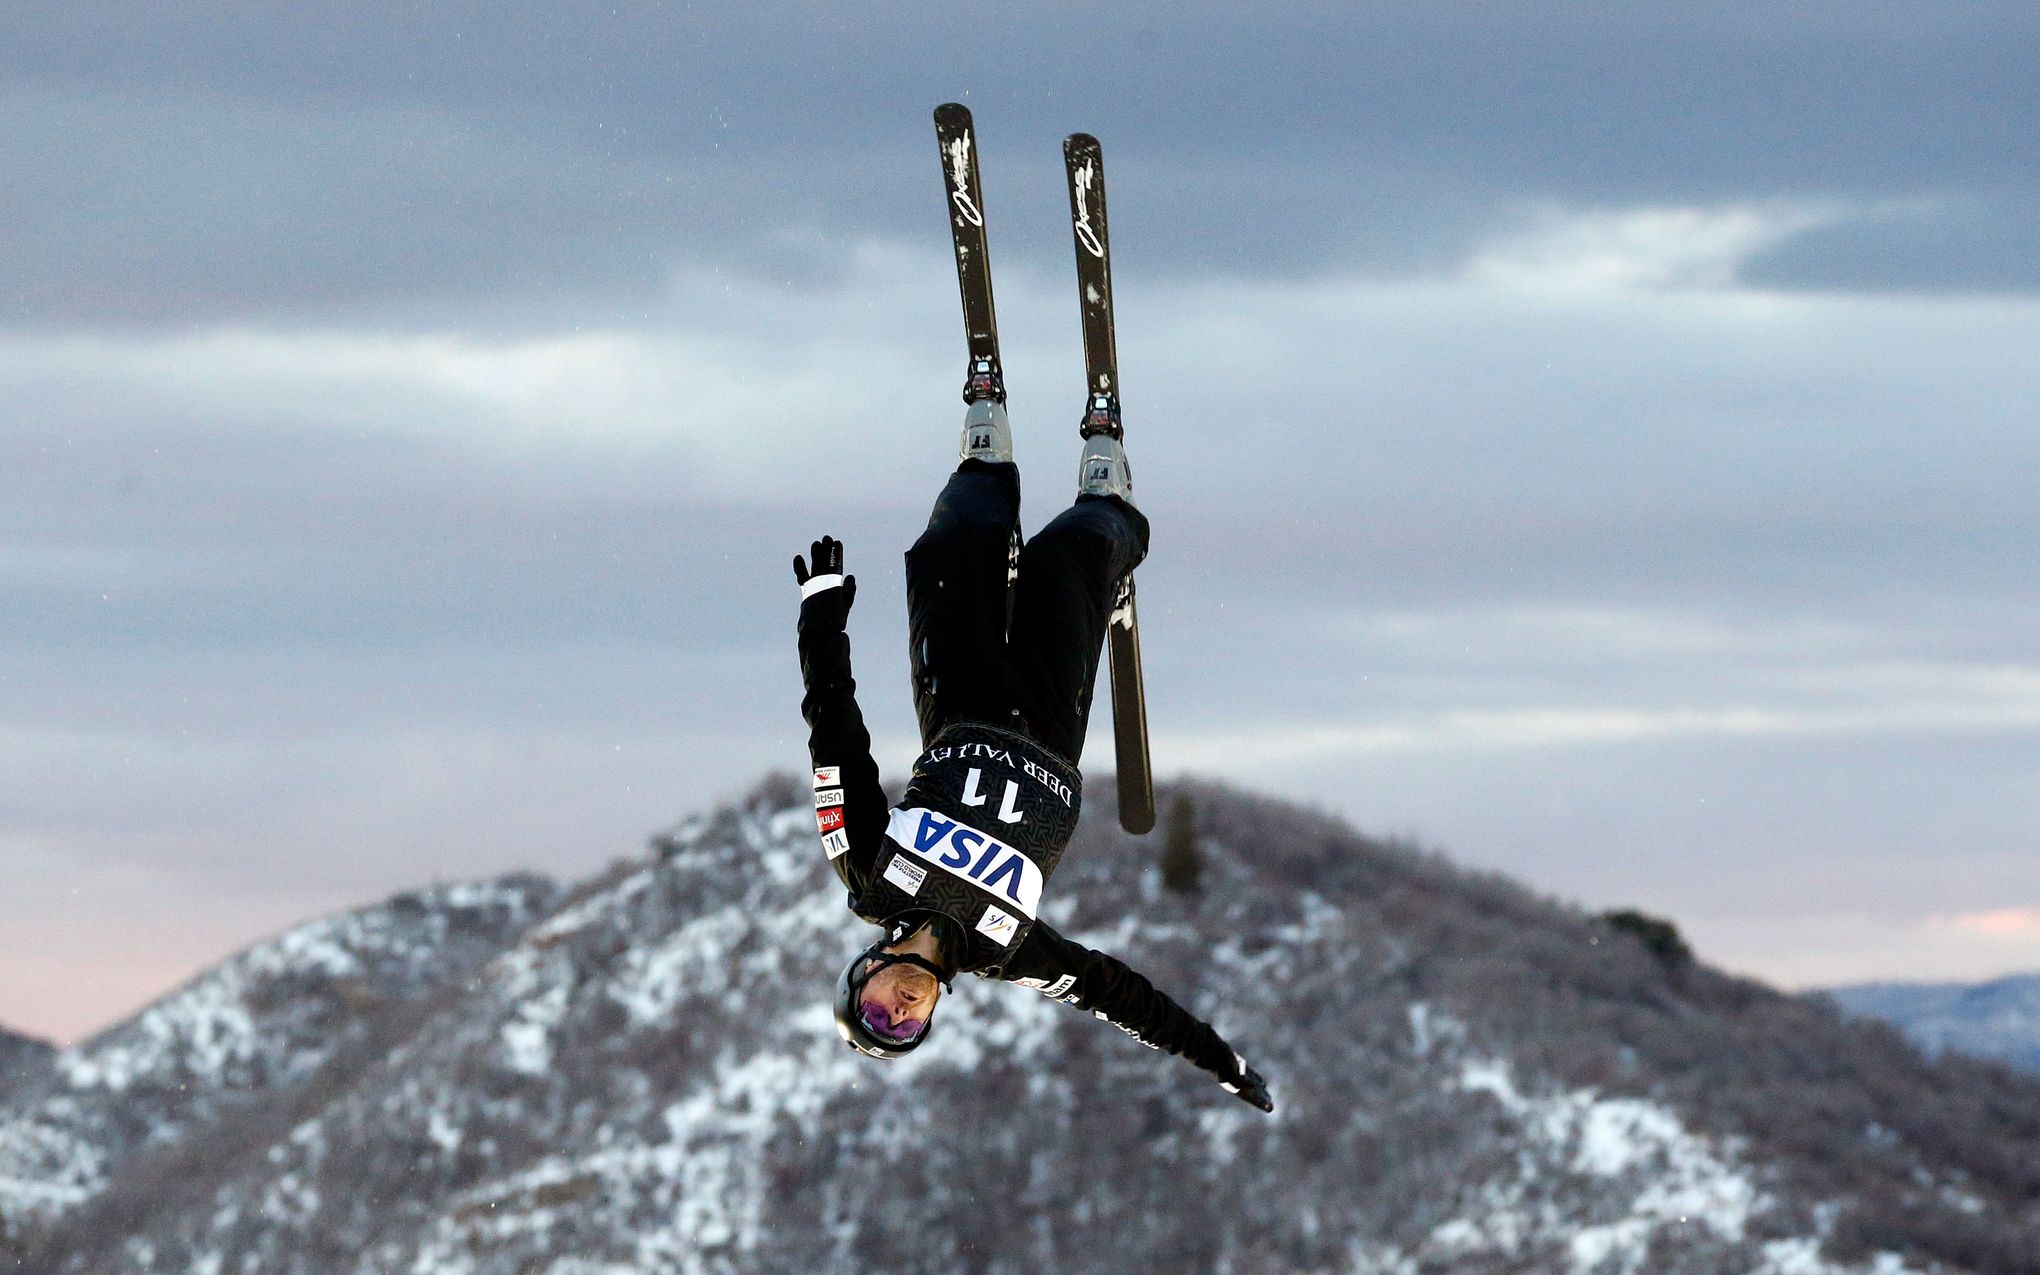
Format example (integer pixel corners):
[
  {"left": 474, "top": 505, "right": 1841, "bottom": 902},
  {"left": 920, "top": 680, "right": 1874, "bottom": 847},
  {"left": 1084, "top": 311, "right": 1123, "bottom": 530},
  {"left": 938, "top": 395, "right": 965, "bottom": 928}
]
[{"left": 833, "top": 916, "right": 958, "bottom": 1059}]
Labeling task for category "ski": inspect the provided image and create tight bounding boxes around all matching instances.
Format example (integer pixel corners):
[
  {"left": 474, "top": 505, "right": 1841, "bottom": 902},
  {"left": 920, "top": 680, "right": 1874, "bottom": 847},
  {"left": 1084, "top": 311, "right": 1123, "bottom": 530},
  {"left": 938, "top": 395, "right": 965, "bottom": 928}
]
[
  {"left": 1063, "top": 132, "right": 1155, "bottom": 836},
  {"left": 934, "top": 101, "right": 1023, "bottom": 614},
  {"left": 933, "top": 103, "right": 1004, "bottom": 405}
]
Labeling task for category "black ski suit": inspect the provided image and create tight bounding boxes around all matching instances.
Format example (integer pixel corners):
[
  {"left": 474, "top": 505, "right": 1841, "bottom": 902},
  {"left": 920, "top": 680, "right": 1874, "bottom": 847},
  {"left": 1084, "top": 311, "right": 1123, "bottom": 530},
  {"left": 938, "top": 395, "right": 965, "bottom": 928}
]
[{"left": 799, "top": 460, "right": 1249, "bottom": 1091}]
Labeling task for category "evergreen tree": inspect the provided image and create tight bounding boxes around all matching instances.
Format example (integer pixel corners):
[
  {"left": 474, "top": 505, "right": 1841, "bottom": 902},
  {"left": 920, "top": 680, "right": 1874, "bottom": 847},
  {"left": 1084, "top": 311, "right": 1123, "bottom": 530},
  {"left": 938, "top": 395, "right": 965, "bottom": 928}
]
[
  {"left": 1160, "top": 792, "right": 1203, "bottom": 895},
  {"left": 1599, "top": 908, "right": 1693, "bottom": 967}
]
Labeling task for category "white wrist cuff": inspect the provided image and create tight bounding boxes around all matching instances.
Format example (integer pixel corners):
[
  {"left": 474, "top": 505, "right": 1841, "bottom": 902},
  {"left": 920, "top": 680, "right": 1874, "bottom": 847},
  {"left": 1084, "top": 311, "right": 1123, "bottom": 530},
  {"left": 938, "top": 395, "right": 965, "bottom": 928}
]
[{"left": 800, "top": 573, "right": 845, "bottom": 600}]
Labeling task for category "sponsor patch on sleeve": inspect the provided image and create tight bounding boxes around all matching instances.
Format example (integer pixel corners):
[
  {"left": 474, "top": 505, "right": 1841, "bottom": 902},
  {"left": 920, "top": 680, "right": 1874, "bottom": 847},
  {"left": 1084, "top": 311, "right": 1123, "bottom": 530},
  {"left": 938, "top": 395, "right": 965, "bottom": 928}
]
[
  {"left": 881, "top": 854, "right": 927, "bottom": 896},
  {"left": 821, "top": 829, "right": 850, "bottom": 860},
  {"left": 813, "top": 787, "right": 844, "bottom": 809},
  {"left": 813, "top": 765, "right": 841, "bottom": 788},
  {"left": 1041, "top": 974, "right": 1077, "bottom": 999},
  {"left": 816, "top": 807, "right": 845, "bottom": 833},
  {"left": 1010, "top": 975, "right": 1050, "bottom": 990},
  {"left": 974, "top": 904, "right": 1019, "bottom": 946}
]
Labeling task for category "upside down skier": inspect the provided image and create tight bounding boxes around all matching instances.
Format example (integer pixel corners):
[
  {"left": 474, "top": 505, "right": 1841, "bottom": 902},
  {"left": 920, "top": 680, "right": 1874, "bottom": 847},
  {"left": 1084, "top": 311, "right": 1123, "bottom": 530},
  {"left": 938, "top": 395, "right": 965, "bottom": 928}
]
[{"left": 793, "top": 409, "right": 1275, "bottom": 1113}]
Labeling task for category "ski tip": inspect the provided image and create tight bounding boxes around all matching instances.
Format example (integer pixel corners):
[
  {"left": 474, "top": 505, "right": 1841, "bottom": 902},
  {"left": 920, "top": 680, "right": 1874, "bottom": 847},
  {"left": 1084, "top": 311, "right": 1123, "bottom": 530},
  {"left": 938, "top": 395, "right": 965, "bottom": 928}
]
[
  {"left": 1065, "top": 132, "right": 1102, "bottom": 156},
  {"left": 935, "top": 102, "right": 972, "bottom": 127}
]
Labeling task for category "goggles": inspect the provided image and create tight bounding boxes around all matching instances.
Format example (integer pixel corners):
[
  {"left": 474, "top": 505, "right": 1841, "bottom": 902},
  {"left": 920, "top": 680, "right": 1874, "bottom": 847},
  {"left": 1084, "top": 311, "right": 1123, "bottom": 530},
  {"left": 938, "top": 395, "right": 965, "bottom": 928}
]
[
  {"left": 858, "top": 998, "right": 929, "bottom": 1044},
  {"left": 853, "top": 950, "right": 949, "bottom": 1045}
]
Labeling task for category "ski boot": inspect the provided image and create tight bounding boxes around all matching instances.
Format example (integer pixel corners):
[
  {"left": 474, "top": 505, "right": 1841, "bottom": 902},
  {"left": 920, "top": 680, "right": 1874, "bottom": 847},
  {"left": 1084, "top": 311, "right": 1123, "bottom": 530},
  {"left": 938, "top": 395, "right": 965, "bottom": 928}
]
[
  {"left": 1077, "top": 392, "right": 1132, "bottom": 502},
  {"left": 960, "top": 357, "right": 1012, "bottom": 464},
  {"left": 1078, "top": 432, "right": 1132, "bottom": 501}
]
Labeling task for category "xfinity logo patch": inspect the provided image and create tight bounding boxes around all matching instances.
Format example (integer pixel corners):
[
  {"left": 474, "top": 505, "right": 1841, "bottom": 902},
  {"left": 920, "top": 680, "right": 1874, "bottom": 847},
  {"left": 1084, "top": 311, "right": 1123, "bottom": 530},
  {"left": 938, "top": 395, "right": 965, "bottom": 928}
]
[
  {"left": 883, "top": 807, "right": 1044, "bottom": 918},
  {"left": 881, "top": 854, "right": 927, "bottom": 896},
  {"left": 975, "top": 904, "right": 1019, "bottom": 946}
]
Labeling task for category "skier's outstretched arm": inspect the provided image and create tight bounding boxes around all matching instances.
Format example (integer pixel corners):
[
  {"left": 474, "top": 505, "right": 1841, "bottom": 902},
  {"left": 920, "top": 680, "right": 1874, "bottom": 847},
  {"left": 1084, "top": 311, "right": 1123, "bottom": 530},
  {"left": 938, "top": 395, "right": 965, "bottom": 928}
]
[
  {"left": 1006, "top": 920, "right": 1274, "bottom": 1112},
  {"left": 793, "top": 536, "right": 887, "bottom": 895}
]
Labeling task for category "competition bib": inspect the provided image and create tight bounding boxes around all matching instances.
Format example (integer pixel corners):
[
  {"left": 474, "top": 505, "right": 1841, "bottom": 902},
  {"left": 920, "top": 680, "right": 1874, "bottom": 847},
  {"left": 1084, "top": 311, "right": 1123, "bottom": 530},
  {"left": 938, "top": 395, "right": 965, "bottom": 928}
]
[{"left": 883, "top": 806, "right": 1045, "bottom": 919}]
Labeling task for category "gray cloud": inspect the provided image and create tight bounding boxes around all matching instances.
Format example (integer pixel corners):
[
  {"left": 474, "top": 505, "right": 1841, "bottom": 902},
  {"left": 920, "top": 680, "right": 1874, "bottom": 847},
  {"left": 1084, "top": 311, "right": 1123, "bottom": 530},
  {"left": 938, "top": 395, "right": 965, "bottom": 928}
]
[
  {"left": 1747, "top": 197, "right": 2040, "bottom": 293},
  {"left": 5, "top": 2, "right": 2036, "bottom": 330}
]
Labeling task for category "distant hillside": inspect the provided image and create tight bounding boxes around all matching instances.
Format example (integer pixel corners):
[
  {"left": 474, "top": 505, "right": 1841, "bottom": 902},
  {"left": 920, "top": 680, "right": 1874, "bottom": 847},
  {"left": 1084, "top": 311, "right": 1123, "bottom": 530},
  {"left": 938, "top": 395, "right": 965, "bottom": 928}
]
[
  {"left": 5, "top": 777, "right": 2038, "bottom": 1274},
  {"left": 0, "top": 874, "right": 560, "bottom": 1265},
  {"left": 1824, "top": 974, "right": 2040, "bottom": 1074},
  {"left": 0, "top": 1029, "right": 53, "bottom": 1107}
]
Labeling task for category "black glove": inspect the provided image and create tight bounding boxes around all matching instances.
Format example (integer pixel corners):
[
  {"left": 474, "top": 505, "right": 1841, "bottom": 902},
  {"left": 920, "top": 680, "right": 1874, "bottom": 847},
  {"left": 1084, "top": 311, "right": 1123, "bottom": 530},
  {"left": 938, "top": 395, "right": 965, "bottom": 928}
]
[
  {"left": 793, "top": 536, "right": 857, "bottom": 629},
  {"left": 1218, "top": 1052, "right": 1274, "bottom": 1114}
]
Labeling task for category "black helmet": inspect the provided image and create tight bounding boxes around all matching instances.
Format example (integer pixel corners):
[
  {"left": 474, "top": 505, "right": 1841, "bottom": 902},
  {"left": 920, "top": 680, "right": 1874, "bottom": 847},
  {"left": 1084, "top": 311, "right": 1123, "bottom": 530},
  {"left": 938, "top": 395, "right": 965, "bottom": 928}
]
[{"left": 833, "top": 915, "right": 958, "bottom": 1059}]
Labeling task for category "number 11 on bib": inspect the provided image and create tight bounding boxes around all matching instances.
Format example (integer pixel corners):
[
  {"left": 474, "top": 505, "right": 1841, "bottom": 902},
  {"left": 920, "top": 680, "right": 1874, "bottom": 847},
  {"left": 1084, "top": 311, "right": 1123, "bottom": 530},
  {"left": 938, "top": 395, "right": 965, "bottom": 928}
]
[{"left": 1063, "top": 133, "right": 1155, "bottom": 836}]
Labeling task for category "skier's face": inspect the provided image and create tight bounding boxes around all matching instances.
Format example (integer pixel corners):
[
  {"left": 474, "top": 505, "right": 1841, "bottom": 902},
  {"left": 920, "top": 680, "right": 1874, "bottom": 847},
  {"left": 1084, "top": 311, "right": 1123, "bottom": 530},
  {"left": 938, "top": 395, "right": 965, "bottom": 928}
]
[{"left": 859, "top": 960, "right": 940, "bottom": 1043}]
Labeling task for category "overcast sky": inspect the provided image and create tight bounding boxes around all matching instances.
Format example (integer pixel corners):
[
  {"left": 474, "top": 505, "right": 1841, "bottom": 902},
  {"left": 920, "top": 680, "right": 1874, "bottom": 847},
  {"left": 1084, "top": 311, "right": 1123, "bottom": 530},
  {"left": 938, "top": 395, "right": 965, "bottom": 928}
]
[{"left": 5, "top": 2, "right": 2037, "bottom": 1044}]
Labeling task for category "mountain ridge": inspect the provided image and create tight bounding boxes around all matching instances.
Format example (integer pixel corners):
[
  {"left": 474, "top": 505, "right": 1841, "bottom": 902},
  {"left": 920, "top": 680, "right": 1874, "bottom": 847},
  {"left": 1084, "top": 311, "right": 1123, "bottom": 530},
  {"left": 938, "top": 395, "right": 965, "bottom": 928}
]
[
  {"left": 1824, "top": 973, "right": 2040, "bottom": 1075},
  {"left": 5, "top": 775, "right": 2037, "bottom": 1273}
]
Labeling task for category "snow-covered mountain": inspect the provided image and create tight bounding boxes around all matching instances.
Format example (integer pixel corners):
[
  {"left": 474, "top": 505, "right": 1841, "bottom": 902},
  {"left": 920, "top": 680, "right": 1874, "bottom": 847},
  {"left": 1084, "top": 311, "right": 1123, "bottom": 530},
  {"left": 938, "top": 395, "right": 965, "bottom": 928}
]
[
  {"left": 1825, "top": 974, "right": 2040, "bottom": 1075},
  {"left": 5, "top": 776, "right": 2037, "bottom": 1274},
  {"left": 0, "top": 874, "right": 558, "bottom": 1257}
]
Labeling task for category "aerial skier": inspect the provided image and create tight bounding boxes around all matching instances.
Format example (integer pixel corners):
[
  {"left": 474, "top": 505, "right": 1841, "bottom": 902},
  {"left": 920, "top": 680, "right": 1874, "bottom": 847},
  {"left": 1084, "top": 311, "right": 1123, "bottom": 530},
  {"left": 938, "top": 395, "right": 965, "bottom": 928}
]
[{"left": 790, "top": 106, "right": 1273, "bottom": 1113}]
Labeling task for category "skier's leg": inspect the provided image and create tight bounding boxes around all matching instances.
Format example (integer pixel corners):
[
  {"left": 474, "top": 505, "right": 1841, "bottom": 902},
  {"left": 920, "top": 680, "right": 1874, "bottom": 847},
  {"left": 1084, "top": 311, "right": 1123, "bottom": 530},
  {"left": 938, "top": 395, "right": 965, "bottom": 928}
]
[
  {"left": 905, "top": 460, "right": 1022, "bottom": 748},
  {"left": 1005, "top": 492, "right": 1148, "bottom": 763}
]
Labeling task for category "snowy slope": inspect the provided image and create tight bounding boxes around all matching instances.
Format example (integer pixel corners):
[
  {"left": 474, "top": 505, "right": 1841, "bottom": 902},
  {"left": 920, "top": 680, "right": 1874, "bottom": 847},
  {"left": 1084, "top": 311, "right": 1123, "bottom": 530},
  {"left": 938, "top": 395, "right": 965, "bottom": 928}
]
[
  {"left": 0, "top": 875, "right": 557, "bottom": 1243},
  {"left": 1824, "top": 974, "right": 2040, "bottom": 1074},
  {"left": 8, "top": 777, "right": 2039, "bottom": 1274}
]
